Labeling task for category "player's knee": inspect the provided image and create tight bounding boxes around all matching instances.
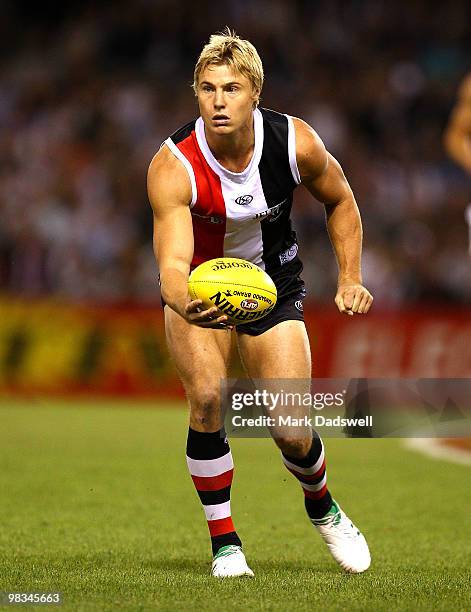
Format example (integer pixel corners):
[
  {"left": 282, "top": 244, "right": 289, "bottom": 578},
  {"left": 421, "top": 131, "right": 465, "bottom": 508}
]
[
  {"left": 189, "top": 387, "right": 221, "bottom": 427},
  {"left": 275, "top": 436, "right": 311, "bottom": 459}
]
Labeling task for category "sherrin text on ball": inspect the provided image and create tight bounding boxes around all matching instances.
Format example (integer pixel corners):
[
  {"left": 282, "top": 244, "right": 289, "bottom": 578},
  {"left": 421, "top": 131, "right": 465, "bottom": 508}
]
[{"left": 188, "top": 258, "right": 277, "bottom": 325}]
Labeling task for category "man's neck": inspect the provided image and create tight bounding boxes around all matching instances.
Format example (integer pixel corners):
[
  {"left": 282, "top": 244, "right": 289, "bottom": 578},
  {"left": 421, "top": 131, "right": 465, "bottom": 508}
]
[{"left": 205, "top": 113, "right": 255, "bottom": 173}]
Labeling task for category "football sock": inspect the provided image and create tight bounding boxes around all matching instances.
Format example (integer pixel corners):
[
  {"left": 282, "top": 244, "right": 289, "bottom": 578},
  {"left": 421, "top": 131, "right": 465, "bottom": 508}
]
[
  {"left": 281, "top": 431, "right": 333, "bottom": 519},
  {"left": 186, "top": 427, "right": 242, "bottom": 555}
]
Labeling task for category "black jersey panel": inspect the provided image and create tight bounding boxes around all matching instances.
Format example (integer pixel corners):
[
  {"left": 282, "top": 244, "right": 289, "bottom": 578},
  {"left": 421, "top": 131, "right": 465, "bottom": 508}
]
[
  {"left": 258, "top": 108, "right": 300, "bottom": 279},
  {"left": 169, "top": 120, "right": 197, "bottom": 144},
  {"left": 258, "top": 108, "right": 296, "bottom": 200}
]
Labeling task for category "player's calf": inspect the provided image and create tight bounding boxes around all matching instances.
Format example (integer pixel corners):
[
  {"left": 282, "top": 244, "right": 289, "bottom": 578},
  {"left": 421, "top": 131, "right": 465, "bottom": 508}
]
[
  {"left": 273, "top": 435, "right": 312, "bottom": 460},
  {"left": 281, "top": 430, "right": 333, "bottom": 519}
]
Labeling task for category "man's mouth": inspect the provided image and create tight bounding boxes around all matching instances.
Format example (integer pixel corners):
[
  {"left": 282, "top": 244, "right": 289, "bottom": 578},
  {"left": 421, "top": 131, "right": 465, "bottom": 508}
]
[{"left": 212, "top": 114, "right": 230, "bottom": 123}]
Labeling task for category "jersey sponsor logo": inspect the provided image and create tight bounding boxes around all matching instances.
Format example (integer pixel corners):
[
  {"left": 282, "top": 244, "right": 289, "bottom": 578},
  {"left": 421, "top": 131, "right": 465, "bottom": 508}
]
[
  {"left": 279, "top": 243, "right": 298, "bottom": 265},
  {"left": 266, "top": 198, "right": 288, "bottom": 223},
  {"left": 254, "top": 202, "right": 282, "bottom": 221},
  {"left": 254, "top": 198, "right": 288, "bottom": 222},
  {"left": 240, "top": 298, "right": 259, "bottom": 310},
  {"left": 235, "top": 194, "right": 253, "bottom": 206}
]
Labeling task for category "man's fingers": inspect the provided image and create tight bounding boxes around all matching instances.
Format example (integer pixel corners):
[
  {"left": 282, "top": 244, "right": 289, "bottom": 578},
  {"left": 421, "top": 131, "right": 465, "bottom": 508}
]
[
  {"left": 212, "top": 316, "right": 234, "bottom": 330},
  {"left": 358, "top": 291, "right": 370, "bottom": 314},
  {"left": 196, "top": 316, "right": 234, "bottom": 330},
  {"left": 335, "top": 293, "right": 353, "bottom": 316},
  {"left": 351, "top": 290, "right": 363, "bottom": 312},
  {"left": 335, "top": 293, "right": 346, "bottom": 312},
  {"left": 187, "top": 307, "right": 234, "bottom": 329},
  {"left": 362, "top": 294, "right": 374, "bottom": 314},
  {"left": 343, "top": 290, "right": 354, "bottom": 310},
  {"left": 336, "top": 284, "right": 373, "bottom": 316},
  {"left": 188, "top": 306, "right": 219, "bottom": 322},
  {"left": 335, "top": 293, "right": 354, "bottom": 315},
  {"left": 199, "top": 321, "right": 233, "bottom": 329},
  {"left": 352, "top": 289, "right": 373, "bottom": 313},
  {"left": 184, "top": 300, "right": 234, "bottom": 329},
  {"left": 185, "top": 299, "right": 203, "bottom": 314}
]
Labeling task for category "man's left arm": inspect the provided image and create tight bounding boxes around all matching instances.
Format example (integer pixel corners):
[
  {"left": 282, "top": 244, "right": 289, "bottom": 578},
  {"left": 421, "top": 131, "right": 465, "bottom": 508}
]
[{"left": 293, "top": 117, "right": 373, "bottom": 316}]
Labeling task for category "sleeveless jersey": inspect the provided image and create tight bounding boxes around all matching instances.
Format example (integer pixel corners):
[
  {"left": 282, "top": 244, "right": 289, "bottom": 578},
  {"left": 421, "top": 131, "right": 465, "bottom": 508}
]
[{"left": 165, "top": 107, "right": 304, "bottom": 299}]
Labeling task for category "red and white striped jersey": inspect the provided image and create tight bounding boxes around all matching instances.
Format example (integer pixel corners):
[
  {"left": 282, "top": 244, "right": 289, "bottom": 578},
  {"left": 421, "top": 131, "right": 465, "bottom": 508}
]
[{"left": 164, "top": 107, "right": 304, "bottom": 298}]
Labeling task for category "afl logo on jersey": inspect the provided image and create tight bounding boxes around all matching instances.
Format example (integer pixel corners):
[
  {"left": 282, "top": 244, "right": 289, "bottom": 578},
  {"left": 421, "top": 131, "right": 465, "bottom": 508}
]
[{"left": 235, "top": 194, "right": 253, "bottom": 206}]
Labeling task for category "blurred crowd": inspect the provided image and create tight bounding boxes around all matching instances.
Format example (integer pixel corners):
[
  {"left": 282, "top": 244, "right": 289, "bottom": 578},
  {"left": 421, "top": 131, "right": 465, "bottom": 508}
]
[{"left": 1, "top": 0, "right": 471, "bottom": 306}]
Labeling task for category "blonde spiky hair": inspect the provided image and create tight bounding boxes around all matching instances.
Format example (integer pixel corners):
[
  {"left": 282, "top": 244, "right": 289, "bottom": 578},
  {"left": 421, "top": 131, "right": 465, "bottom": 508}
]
[{"left": 193, "top": 27, "right": 264, "bottom": 106}]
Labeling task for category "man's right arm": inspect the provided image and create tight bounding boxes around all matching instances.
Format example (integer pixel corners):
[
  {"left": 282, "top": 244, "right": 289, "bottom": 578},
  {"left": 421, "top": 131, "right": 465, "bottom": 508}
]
[
  {"left": 147, "top": 144, "right": 230, "bottom": 327},
  {"left": 147, "top": 145, "right": 194, "bottom": 317},
  {"left": 444, "top": 74, "right": 471, "bottom": 174}
]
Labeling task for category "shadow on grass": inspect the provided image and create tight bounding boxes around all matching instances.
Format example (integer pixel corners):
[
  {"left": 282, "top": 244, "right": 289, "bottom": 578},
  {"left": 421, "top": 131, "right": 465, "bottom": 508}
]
[
  {"left": 143, "top": 557, "right": 345, "bottom": 578},
  {"left": 60, "top": 553, "right": 349, "bottom": 578}
]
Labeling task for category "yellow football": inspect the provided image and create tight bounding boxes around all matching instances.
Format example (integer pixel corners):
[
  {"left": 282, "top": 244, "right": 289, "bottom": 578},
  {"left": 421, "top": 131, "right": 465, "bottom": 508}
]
[{"left": 188, "top": 258, "right": 278, "bottom": 325}]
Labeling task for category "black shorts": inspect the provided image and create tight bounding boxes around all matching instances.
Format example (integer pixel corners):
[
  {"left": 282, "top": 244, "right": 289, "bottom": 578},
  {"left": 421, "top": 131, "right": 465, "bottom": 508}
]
[
  {"left": 236, "top": 287, "right": 306, "bottom": 336},
  {"left": 160, "top": 258, "right": 306, "bottom": 335}
]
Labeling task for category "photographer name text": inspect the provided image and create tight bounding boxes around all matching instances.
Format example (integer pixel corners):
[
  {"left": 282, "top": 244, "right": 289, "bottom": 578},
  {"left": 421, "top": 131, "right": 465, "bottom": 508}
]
[{"left": 231, "top": 415, "right": 373, "bottom": 428}]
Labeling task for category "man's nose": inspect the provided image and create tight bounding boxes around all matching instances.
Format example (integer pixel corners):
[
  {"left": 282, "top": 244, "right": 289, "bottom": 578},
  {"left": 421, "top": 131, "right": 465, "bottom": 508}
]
[{"left": 214, "top": 89, "right": 225, "bottom": 109}]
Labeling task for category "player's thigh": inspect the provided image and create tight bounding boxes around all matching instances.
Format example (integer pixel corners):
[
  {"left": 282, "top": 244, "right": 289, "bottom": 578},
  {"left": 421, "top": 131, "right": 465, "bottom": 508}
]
[
  {"left": 237, "top": 320, "right": 311, "bottom": 379},
  {"left": 164, "top": 305, "right": 232, "bottom": 410},
  {"left": 237, "top": 320, "right": 312, "bottom": 454}
]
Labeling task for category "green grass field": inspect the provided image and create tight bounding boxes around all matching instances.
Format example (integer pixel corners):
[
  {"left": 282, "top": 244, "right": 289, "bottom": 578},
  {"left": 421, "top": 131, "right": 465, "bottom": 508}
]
[{"left": 1, "top": 399, "right": 470, "bottom": 611}]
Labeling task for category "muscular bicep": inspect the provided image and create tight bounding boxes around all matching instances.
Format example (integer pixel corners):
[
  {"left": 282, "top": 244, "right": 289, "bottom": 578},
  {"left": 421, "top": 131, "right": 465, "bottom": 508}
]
[
  {"left": 293, "top": 117, "right": 354, "bottom": 206},
  {"left": 304, "top": 151, "right": 354, "bottom": 207},
  {"left": 147, "top": 145, "right": 194, "bottom": 276}
]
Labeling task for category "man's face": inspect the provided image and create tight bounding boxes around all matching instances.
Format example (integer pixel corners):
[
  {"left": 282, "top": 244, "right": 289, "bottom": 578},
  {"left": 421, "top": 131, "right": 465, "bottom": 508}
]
[{"left": 196, "top": 63, "right": 258, "bottom": 136}]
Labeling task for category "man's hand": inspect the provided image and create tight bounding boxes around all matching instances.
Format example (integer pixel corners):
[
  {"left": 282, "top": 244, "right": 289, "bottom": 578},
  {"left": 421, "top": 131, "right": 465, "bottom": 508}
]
[
  {"left": 184, "top": 299, "right": 234, "bottom": 329},
  {"left": 335, "top": 283, "right": 373, "bottom": 316}
]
